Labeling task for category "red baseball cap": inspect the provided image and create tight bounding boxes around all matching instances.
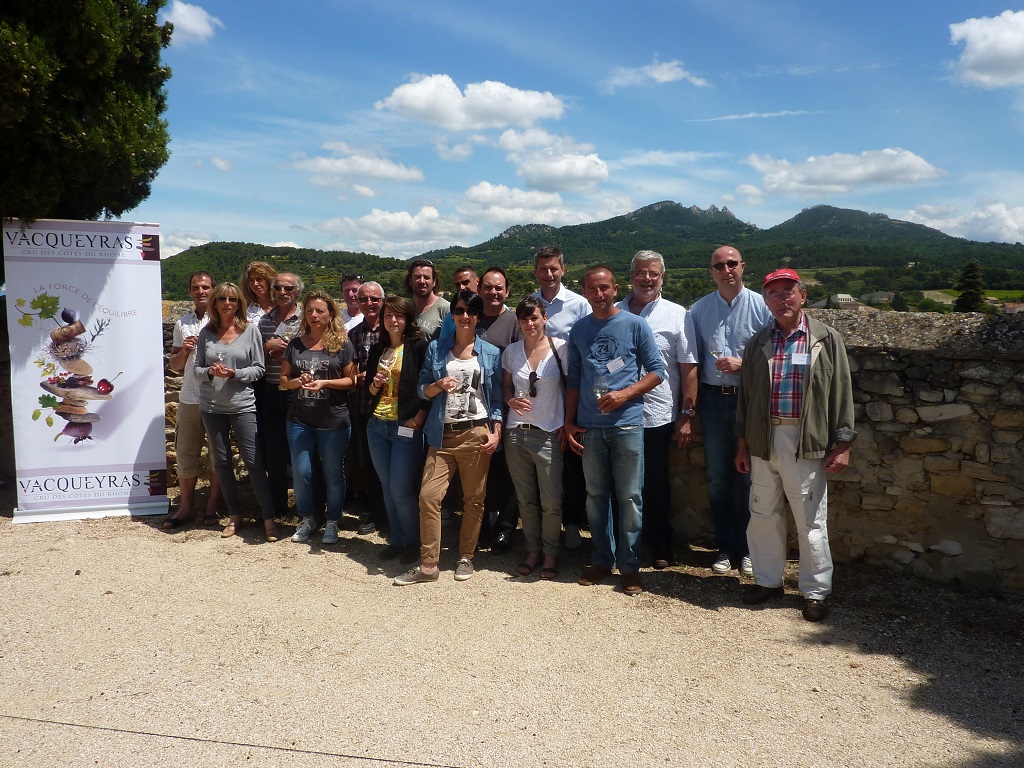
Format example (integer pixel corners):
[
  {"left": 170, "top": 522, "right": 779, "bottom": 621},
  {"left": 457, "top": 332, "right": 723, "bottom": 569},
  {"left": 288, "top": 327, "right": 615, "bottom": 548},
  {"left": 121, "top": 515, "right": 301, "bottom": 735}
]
[{"left": 763, "top": 268, "right": 801, "bottom": 289}]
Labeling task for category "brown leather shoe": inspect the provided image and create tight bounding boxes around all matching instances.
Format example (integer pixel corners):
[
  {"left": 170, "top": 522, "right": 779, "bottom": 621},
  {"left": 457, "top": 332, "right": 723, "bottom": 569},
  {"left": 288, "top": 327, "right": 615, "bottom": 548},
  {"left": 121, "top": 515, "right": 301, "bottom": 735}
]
[
  {"left": 578, "top": 564, "right": 611, "bottom": 586},
  {"left": 621, "top": 571, "right": 644, "bottom": 596},
  {"left": 802, "top": 598, "right": 830, "bottom": 622},
  {"left": 742, "top": 584, "right": 785, "bottom": 605}
]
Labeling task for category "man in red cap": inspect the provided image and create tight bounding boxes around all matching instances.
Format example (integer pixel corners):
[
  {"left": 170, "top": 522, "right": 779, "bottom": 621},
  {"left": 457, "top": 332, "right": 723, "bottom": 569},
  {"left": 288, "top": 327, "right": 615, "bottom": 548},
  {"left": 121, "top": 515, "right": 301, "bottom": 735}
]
[{"left": 734, "top": 268, "right": 856, "bottom": 621}]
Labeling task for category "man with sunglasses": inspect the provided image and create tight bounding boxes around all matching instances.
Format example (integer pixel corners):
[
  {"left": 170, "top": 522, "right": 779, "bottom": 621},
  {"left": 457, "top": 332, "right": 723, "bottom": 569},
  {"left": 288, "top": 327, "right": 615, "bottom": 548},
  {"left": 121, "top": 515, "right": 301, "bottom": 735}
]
[
  {"left": 615, "top": 250, "right": 698, "bottom": 570},
  {"left": 257, "top": 272, "right": 304, "bottom": 517},
  {"left": 349, "top": 281, "right": 387, "bottom": 535},
  {"left": 340, "top": 273, "right": 364, "bottom": 331},
  {"left": 690, "top": 247, "right": 772, "bottom": 577}
]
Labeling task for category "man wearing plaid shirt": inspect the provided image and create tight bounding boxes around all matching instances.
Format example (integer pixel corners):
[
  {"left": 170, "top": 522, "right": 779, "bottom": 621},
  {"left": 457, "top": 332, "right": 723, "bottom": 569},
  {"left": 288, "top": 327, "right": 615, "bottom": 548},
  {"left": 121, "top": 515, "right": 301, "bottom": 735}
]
[{"left": 734, "top": 269, "right": 856, "bottom": 622}]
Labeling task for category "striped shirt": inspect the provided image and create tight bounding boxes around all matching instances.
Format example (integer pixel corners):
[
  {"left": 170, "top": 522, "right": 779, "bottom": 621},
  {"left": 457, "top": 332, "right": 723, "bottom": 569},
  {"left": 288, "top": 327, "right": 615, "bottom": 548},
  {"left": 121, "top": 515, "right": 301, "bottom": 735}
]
[{"left": 769, "top": 314, "right": 809, "bottom": 419}]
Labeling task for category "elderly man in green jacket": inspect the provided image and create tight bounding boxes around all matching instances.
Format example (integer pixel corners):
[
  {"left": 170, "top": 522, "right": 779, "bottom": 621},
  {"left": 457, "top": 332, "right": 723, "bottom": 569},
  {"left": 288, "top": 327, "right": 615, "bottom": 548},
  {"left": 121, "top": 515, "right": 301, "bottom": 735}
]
[{"left": 734, "top": 268, "right": 856, "bottom": 622}]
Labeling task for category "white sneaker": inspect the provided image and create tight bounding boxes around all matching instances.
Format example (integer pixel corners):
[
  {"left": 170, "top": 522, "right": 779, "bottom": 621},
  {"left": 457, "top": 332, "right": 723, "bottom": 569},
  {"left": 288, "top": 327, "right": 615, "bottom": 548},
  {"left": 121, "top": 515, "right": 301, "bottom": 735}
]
[
  {"left": 564, "top": 525, "right": 582, "bottom": 550},
  {"left": 739, "top": 556, "right": 754, "bottom": 577},
  {"left": 322, "top": 521, "right": 340, "bottom": 545},
  {"left": 292, "top": 517, "right": 316, "bottom": 543},
  {"left": 711, "top": 552, "right": 733, "bottom": 574}
]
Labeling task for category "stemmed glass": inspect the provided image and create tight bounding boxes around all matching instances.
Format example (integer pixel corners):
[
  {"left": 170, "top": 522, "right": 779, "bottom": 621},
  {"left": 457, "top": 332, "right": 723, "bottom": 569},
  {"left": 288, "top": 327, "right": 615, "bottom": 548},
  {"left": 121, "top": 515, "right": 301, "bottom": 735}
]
[{"left": 594, "top": 375, "right": 609, "bottom": 401}]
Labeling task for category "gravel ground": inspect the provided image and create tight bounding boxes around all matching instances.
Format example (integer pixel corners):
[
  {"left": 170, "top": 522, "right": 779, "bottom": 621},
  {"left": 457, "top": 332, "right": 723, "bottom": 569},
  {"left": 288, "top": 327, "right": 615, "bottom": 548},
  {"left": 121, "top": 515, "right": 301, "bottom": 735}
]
[{"left": 1, "top": 486, "right": 1022, "bottom": 768}]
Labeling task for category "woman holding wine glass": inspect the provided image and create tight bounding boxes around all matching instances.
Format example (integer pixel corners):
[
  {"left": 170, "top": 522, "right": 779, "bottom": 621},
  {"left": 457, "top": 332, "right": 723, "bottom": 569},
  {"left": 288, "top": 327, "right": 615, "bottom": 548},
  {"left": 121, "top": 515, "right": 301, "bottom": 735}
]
[
  {"left": 195, "top": 282, "right": 279, "bottom": 541},
  {"left": 279, "top": 290, "right": 358, "bottom": 546},
  {"left": 502, "top": 296, "right": 569, "bottom": 580},
  {"left": 365, "top": 296, "right": 430, "bottom": 562}
]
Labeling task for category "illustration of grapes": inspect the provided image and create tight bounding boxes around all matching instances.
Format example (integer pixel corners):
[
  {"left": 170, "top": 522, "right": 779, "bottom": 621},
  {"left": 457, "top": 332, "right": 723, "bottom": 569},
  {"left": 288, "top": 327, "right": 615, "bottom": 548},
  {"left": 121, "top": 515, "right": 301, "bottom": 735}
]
[{"left": 15, "top": 291, "right": 119, "bottom": 445}]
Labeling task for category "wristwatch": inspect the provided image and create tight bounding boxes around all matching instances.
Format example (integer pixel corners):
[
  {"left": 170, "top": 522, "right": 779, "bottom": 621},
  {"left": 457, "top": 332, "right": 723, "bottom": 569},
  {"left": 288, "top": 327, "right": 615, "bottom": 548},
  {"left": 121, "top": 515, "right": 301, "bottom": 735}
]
[{"left": 679, "top": 408, "right": 695, "bottom": 418}]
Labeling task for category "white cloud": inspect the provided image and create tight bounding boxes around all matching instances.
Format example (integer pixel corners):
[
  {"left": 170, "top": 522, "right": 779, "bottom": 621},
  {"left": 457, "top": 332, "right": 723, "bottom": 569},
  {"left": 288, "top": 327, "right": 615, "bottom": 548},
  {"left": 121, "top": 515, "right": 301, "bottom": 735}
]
[
  {"left": 613, "top": 150, "right": 720, "bottom": 168},
  {"left": 376, "top": 74, "right": 564, "bottom": 131},
  {"left": 497, "top": 129, "right": 608, "bottom": 192},
  {"left": 292, "top": 142, "right": 424, "bottom": 186},
  {"left": 435, "top": 141, "right": 475, "bottom": 161},
  {"left": 270, "top": 241, "right": 301, "bottom": 249},
  {"left": 603, "top": 56, "right": 709, "bottom": 91},
  {"left": 161, "top": 230, "right": 212, "bottom": 258},
  {"left": 950, "top": 11, "right": 1024, "bottom": 88},
  {"left": 351, "top": 184, "right": 377, "bottom": 198},
  {"left": 164, "top": 1, "right": 224, "bottom": 45},
  {"left": 693, "top": 110, "right": 823, "bottom": 122},
  {"left": 745, "top": 148, "right": 946, "bottom": 195},
  {"left": 907, "top": 201, "right": 1024, "bottom": 243},
  {"left": 456, "top": 182, "right": 587, "bottom": 226},
  {"left": 736, "top": 183, "right": 764, "bottom": 205},
  {"left": 211, "top": 156, "right": 232, "bottom": 172},
  {"left": 316, "top": 206, "right": 479, "bottom": 259}
]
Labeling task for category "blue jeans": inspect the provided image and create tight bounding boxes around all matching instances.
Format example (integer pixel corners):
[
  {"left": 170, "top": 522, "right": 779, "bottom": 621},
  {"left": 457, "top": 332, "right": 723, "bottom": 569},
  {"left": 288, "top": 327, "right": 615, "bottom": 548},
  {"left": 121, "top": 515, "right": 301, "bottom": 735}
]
[
  {"left": 580, "top": 425, "right": 644, "bottom": 573},
  {"left": 286, "top": 419, "right": 350, "bottom": 522},
  {"left": 366, "top": 417, "right": 424, "bottom": 548},
  {"left": 698, "top": 385, "right": 750, "bottom": 558}
]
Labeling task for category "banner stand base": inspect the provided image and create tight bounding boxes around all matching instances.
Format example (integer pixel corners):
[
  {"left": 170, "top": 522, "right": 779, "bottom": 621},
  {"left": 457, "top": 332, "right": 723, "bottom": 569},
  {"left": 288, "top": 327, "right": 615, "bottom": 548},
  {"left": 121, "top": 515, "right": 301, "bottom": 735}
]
[{"left": 12, "top": 499, "right": 169, "bottom": 524}]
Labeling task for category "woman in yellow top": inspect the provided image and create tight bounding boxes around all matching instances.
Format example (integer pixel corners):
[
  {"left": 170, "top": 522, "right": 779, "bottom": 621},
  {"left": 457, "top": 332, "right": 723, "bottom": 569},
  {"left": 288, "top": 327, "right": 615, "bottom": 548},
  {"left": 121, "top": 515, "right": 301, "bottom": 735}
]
[{"left": 366, "top": 296, "right": 430, "bottom": 563}]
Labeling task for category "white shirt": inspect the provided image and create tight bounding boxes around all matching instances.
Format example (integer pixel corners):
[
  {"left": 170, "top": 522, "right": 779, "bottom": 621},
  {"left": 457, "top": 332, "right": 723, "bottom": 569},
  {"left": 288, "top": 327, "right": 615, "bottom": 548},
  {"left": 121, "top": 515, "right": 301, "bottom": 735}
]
[
  {"left": 615, "top": 293, "right": 698, "bottom": 428},
  {"left": 531, "top": 284, "right": 591, "bottom": 341},
  {"left": 246, "top": 304, "right": 266, "bottom": 324},
  {"left": 172, "top": 310, "right": 210, "bottom": 405},
  {"left": 502, "top": 339, "right": 568, "bottom": 433},
  {"left": 342, "top": 307, "right": 363, "bottom": 331}
]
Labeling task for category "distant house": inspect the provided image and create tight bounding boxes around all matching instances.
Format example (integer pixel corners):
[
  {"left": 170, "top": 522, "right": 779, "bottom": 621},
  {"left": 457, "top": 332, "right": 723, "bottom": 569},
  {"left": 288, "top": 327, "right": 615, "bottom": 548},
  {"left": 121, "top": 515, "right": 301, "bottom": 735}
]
[
  {"left": 1002, "top": 302, "right": 1024, "bottom": 316},
  {"left": 810, "top": 294, "right": 879, "bottom": 314}
]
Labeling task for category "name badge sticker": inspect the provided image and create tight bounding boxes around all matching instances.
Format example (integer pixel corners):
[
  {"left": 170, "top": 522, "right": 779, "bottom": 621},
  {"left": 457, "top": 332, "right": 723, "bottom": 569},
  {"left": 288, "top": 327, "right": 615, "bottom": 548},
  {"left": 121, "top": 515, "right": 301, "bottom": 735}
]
[
  {"left": 606, "top": 357, "right": 625, "bottom": 373},
  {"left": 791, "top": 352, "right": 810, "bottom": 366}
]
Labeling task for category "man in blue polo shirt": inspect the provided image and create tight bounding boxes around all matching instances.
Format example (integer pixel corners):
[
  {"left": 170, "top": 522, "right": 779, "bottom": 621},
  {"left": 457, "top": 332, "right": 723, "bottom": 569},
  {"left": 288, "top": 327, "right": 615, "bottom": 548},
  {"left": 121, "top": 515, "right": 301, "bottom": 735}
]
[{"left": 565, "top": 266, "right": 665, "bottom": 596}]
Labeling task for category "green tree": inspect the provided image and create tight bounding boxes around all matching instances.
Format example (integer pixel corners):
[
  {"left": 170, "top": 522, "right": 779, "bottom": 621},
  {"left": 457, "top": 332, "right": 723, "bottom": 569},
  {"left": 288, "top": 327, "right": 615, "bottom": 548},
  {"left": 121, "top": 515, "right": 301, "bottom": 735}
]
[
  {"left": 0, "top": 0, "right": 173, "bottom": 221},
  {"left": 953, "top": 260, "right": 986, "bottom": 312},
  {"left": 891, "top": 292, "right": 909, "bottom": 312}
]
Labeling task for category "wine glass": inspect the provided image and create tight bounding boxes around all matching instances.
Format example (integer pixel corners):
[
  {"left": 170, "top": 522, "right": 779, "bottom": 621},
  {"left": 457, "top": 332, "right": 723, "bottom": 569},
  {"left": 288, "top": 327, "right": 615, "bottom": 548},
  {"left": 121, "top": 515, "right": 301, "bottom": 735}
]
[
  {"left": 594, "top": 375, "right": 609, "bottom": 401},
  {"left": 709, "top": 340, "right": 723, "bottom": 359}
]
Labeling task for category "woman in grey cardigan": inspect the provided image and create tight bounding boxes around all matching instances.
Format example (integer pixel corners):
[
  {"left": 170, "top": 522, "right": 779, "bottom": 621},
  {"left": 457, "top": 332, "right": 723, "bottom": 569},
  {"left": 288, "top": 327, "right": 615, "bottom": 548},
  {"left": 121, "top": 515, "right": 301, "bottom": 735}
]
[{"left": 195, "top": 282, "right": 279, "bottom": 541}]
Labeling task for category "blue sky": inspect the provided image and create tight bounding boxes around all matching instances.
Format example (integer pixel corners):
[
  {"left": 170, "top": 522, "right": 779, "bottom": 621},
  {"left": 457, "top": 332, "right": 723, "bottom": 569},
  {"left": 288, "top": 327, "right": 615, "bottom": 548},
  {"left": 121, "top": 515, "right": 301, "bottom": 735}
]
[{"left": 127, "top": 1, "right": 1024, "bottom": 258}]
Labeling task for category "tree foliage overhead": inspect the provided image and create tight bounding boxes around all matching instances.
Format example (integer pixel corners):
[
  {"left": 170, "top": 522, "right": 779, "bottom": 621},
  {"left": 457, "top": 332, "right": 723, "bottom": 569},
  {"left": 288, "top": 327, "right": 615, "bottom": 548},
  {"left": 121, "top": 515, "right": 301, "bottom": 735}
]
[{"left": 0, "top": 0, "right": 173, "bottom": 220}]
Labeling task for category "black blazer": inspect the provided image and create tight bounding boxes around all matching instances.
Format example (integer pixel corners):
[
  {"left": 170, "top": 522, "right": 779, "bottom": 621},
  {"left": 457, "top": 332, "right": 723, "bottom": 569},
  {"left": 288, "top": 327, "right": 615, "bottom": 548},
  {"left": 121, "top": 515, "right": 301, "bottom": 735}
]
[{"left": 365, "top": 338, "right": 431, "bottom": 422}]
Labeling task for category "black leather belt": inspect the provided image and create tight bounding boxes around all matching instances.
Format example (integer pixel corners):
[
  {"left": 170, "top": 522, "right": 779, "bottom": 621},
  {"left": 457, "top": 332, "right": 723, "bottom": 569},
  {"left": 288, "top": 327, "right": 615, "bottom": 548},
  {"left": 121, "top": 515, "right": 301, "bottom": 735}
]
[
  {"left": 443, "top": 418, "right": 488, "bottom": 432},
  {"left": 701, "top": 383, "right": 738, "bottom": 395}
]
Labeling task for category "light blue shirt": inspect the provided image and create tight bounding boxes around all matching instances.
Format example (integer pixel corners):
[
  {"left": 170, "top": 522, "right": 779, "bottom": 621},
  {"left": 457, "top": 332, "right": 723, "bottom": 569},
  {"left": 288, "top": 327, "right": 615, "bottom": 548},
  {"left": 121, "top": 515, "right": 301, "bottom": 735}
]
[
  {"left": 531, "top": 284, "right": 591, "bottom": 341},
  {"left": 689, "top": 286, "right": 772, "bottom": 388}
]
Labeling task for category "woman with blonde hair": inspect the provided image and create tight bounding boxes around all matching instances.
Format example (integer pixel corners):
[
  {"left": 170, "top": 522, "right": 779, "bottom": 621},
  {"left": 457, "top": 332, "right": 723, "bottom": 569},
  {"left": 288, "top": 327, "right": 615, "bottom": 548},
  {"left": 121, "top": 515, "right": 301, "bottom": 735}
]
[
  {"left": 195, "top": 282, "right": 279, "bottom": 541},
  {"left": 240, "top": 260, "right": 277, "bottom": 322},
  {"left": 280, "top": 290, "right": 358, "bottom": 546}
]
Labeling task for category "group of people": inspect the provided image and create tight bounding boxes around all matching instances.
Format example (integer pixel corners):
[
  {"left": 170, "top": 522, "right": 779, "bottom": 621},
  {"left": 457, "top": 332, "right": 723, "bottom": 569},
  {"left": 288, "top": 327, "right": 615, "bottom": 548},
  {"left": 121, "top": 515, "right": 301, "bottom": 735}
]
[{"left": 166, "top": 243, "right": 855, "bottom": 622}]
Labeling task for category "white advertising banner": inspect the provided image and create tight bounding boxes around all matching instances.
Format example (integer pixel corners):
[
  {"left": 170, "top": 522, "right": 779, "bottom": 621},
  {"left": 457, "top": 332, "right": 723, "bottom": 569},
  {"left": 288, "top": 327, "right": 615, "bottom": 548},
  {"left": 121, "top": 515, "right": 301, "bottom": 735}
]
[{"left": 4, "top": 219, "right": 169, "bottom": 522}]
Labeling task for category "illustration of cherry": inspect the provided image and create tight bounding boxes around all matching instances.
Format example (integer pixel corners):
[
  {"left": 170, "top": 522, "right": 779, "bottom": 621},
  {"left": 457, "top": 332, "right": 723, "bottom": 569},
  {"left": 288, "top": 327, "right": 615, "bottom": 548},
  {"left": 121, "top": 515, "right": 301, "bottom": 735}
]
[
  {"left": 96, "top": 371, "right": 123, "bottom": 394},
  {"left": 61, "top": 307, "right": 79, "bottom": 324}
]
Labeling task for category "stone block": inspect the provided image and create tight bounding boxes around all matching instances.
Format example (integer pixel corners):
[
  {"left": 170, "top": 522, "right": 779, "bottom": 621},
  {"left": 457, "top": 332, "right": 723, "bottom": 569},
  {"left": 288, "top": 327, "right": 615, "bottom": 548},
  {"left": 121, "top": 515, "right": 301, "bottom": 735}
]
[
  {"left": 991, "top": 409, "right": 1024, "bottom": 429},
  {"left": 899, "top": 540, "right": 925, "bottom": 553},
  {"left": 862, "top": 356, "right": 906, "bottom": 372},
  {"left": 895, "top": 407, "right": 919, "bottom": 424},
  {"left": 929, "top": 474, "right": 976, "bottom": 500},
  {"left": 960, "top": 462, "right": 1013, "bottom": 482},
  {"left": 991, "top": 445, "right": 1023, "bottom": 464},
  {"left": 916, "top": 404, "right": 976, "bottom": 423},
  {"left": 981, "top": 484, "right": 1024, "bottom": 502},
  {"left": 892, "top": 550, "right": 916, "bottom": 565},
  {"left": 862, "top": 494, "right": 896, "bottom": 510},
  {"left": 958, "top": 381, "right": 1000, "bottom": 404},
  {"left": 999, "top": 387, "right": 1024, "bottom": 406},
  {"left": 959, "top": 362, "right": 1016, "bottom": 386},
  {"left": 984, "top": 508, "right": 1024, "bottom": 540},
  {"left": 900, "top": 435, "right": 948, "bottom": 453},
  {"left": 914, "top": 385, "right": 945, "bottom": 403},
  {"left": 975, "top": 443, "right": 990, "bottom": 463},
  {"left": 922, "top": 456, "right": 959, "bottom": 473},
  {"left": 993, "top": 431, "right": 1024, "bottom": 444},
  {"left": 865, "top": 401, "right": 894, "bottom": 421},
  {"left": 859, "top": 372, "right": 904, "bottom": 396}
]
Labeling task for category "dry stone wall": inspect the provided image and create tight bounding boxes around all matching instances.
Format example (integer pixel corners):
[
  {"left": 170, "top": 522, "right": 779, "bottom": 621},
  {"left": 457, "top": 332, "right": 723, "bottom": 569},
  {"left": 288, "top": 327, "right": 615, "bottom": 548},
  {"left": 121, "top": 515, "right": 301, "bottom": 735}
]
[{"left": 160, "top": 309, "right": 1024, "bottom": 592}]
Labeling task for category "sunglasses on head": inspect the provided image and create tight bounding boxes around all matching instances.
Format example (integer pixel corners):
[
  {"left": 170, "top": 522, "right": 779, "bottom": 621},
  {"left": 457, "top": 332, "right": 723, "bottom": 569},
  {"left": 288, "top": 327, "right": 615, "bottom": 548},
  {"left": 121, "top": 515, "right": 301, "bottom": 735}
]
[
  {"left": 452, "top": 306, "right": 480, "bottom": 317},
  {"left": 712, "top": 260, "right": 740, "bottom": 271}
]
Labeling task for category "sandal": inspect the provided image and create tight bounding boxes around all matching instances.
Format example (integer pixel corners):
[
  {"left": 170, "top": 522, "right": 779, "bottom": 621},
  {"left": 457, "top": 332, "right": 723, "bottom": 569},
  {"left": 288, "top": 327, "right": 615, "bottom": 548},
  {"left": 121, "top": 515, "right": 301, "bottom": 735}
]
[
  {"left": 516, "top": 561, "right": 537, "bottom": 577},
  {"left": 539, "top": 566, "right": 558, "bottom": 581},
  {"left": 220, "top": 521, "right": 237, "bottom": 538},
  {"left": 201, "top": 513, "right": 220, "bottom": 527},
  {"left": 264, "top": 521, "right": 282, "bottom": 543},
  {"left": 161, "top": 514, "right": 189, "bottom": 531}
]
